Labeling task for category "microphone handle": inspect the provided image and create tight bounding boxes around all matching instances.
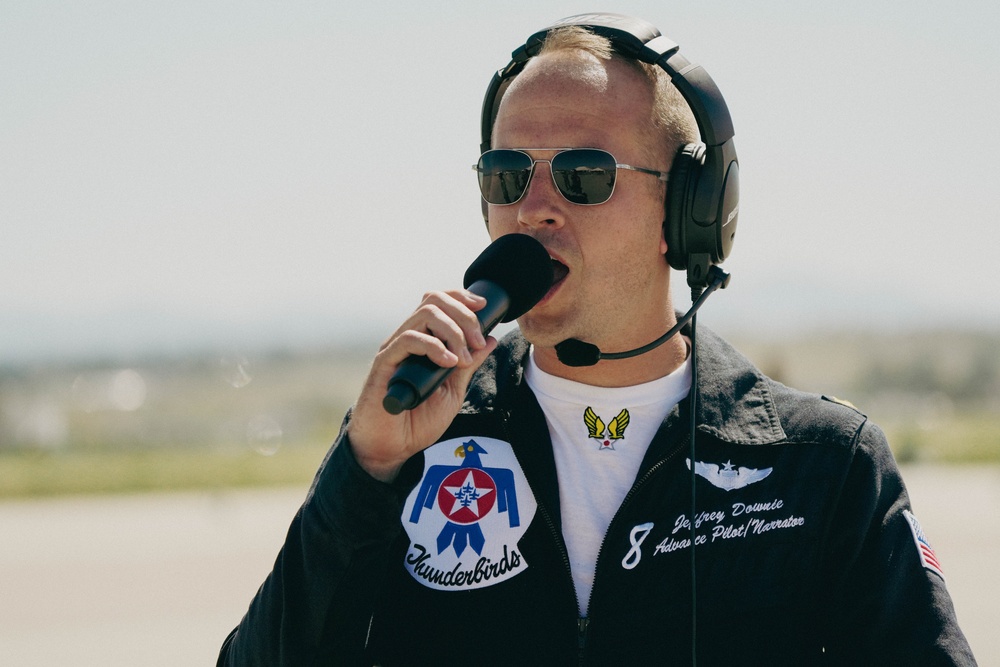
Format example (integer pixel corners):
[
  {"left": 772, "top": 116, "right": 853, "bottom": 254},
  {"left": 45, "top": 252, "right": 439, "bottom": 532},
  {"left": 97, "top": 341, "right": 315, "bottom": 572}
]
[{"left": 382, "top": 280, "right": 509, "bottom": 415}]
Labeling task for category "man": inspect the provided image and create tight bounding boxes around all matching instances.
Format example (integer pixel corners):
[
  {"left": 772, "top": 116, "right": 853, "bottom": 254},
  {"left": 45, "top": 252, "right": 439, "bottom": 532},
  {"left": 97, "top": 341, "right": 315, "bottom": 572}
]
[{"left": 219, "top": 15, "right": 975, "bottom": 665}]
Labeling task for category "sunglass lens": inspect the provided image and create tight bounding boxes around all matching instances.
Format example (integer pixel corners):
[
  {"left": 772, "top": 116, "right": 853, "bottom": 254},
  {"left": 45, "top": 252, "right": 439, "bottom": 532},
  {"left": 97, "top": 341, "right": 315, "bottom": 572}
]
[
  {"left": 551, "top": 149, "right": 616, "bottom": 204},
  {"left": 478, "top": 150, "right": 532, "bottom": 205}
]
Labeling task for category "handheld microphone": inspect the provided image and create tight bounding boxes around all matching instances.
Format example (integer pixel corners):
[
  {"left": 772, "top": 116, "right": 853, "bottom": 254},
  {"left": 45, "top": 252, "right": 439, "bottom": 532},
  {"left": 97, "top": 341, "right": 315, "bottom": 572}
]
[
  {"left": 382, "top": 234, "right": 553, "bottom": 415},
  {"left": 554, "top": 266, "right": 731, "bottom": 367}
]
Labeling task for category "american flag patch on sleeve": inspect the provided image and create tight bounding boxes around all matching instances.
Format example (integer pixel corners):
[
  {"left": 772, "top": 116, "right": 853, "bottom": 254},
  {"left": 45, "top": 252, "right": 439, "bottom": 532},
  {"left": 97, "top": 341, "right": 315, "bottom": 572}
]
[{"left": 903, "top": 510, "right": 945, "bottom": 580}]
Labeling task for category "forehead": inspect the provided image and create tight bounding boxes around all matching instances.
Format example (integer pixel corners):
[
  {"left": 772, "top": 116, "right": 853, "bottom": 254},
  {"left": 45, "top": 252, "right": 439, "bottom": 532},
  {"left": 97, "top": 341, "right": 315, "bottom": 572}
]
[{"left": 492, "top": 52, "right": 653, "bottom": 152}]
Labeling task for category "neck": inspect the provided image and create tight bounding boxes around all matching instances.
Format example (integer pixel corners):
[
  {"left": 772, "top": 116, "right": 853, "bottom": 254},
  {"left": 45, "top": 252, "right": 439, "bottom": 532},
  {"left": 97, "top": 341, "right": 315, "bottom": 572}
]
[{"left": 532, "top": 328, "right": 689, "bottom": 387}]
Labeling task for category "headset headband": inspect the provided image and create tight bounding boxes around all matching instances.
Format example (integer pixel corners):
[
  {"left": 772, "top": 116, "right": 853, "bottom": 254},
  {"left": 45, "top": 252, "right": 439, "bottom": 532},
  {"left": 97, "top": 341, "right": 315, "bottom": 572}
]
[{"left": 482, "top": 14, "right": 734, "bottom": 150}]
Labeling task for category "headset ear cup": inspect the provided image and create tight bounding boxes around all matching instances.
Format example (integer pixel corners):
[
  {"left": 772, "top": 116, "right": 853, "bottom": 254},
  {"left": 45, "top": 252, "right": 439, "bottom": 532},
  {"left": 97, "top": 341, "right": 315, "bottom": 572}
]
[{"left": 664, "top": 143, "right": 704, "bottom": 270}]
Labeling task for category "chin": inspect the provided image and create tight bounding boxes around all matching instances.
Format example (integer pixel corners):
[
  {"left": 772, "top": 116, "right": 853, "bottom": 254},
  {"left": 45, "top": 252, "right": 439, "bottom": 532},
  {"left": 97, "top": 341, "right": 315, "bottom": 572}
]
[{"left": 514, "top": 314, "right": 568, "bottom": 349}]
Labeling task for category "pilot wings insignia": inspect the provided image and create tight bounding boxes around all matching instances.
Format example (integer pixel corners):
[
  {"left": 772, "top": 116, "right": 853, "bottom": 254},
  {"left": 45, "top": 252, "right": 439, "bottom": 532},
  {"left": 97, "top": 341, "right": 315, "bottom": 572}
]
[
  {"left": 607, "top": 409, "right": 629, "bottom": 440},
  {"left": 583, "top": 407, "right": 605, "bottom": 439},
  {"left": 686, "top": 458, "right": 772, "bottom": 491},
  {"left": 583, "top": 407, "right": 630, "bottom": 451}
]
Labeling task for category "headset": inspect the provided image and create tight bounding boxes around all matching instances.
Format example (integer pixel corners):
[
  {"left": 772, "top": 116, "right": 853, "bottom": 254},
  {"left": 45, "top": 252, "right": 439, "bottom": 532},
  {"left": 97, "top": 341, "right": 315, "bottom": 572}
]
[{"left": 479, "top": 12, "right": 740, "bottom": 290}]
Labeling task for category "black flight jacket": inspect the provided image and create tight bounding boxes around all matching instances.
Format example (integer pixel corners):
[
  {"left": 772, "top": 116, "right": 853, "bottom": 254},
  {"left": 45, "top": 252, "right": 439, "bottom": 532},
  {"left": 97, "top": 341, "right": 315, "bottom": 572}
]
[{"left": 219, "top": 328, "right": 976, "bottom": 666}]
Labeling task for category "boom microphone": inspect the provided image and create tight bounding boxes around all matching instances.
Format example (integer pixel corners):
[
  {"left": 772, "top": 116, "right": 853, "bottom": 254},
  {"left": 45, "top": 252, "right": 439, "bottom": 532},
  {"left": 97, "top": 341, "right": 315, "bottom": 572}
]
[
  {"left": 554, "top": 266, "right": 731, "bottom": 367},
  {"left": 382, "top": 234, "right": 553, "bottom": 414}
]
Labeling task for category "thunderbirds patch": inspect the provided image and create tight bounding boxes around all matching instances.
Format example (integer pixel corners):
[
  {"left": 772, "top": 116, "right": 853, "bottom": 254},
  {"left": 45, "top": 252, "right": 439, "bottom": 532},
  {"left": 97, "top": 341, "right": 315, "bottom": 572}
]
[{"left": 402, "top": 437, "right": 536, "bottom": 591}]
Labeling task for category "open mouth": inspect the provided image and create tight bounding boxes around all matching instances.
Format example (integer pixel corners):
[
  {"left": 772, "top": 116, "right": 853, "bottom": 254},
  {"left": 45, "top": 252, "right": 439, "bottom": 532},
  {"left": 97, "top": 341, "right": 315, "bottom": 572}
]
[
  {"left": 538, "top": 257, "right": 569, "bottom": 304},
  {"left": 550, "top": 258, "right": 569, "bottom": 285}
]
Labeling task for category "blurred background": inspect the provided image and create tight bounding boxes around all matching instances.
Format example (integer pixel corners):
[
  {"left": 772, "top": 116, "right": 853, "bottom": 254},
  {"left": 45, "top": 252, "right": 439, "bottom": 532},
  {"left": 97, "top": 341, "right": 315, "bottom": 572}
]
[{"left": 1, "top": 0, "right": 998, "bottom": 664}]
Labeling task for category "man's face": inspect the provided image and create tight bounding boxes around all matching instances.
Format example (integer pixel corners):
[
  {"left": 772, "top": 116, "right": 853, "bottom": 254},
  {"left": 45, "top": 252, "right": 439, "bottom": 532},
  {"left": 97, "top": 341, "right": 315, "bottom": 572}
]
[{"left": 487, "top": 52, "right": 673, "bottom": 353}]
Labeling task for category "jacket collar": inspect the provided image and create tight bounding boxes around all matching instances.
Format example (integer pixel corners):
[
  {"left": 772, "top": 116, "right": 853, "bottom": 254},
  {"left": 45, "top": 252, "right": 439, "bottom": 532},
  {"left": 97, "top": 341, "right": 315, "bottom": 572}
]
[{"left": 463, "top": 326, "right": 786, "bottom": 446}]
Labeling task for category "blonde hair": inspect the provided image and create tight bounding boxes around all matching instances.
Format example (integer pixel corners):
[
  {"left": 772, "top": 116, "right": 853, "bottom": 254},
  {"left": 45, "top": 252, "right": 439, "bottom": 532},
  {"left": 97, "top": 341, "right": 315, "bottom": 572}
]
[{"left": 536, "top": 26, "right": 698, "bottom": 165}]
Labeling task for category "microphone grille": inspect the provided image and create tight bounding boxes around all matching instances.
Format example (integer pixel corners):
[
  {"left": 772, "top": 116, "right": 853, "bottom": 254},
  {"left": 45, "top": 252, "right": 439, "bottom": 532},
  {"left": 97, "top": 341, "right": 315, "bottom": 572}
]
[{"left": 464, "top": 234, "right": 553, "bottom": 322}]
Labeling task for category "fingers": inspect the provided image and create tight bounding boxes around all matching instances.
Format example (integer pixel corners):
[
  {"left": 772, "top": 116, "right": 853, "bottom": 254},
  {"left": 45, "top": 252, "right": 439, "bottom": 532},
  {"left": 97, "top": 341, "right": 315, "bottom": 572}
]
[
  {"left": 381, "top": 289, "right": 489, "bottom": 369},
  {"left": 347, "top": 288, "right": 500, "bottom": 482},
  {"left": 447, "top": 334, "right": 499, "bottom": 389}
]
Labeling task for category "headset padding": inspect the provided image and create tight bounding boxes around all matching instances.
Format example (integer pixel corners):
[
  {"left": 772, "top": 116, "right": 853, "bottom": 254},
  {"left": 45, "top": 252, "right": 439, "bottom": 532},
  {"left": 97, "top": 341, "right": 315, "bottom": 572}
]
[{"left": 665, "top": 142, "right": 705, "bottom": 270}]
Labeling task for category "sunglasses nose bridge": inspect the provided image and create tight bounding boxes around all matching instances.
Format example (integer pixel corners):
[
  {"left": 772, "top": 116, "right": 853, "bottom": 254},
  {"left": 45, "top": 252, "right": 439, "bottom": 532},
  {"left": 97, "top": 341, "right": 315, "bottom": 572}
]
[
  {"left": 520, "top": 157, "right": 568, "bottom": 207},
  {"left": 512, "top": 156, "right": 571, "bottom": 230}
]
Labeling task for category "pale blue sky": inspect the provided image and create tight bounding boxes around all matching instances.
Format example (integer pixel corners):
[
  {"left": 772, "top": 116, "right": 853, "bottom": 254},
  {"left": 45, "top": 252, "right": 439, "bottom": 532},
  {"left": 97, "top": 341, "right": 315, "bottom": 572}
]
[{"left": 2, "top": 0, "right": 998, "bottom": 361}]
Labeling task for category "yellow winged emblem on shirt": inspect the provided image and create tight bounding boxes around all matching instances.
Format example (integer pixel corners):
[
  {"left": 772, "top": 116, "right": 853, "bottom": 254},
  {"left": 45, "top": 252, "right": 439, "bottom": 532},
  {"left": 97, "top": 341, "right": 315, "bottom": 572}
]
[
  {"left": 607, "top": 408, "right": 630, "bottom": 440},
  {"left": 583, "top": 406, "right": 606, "bottom": 439},
  {"left": 583, "top": 407, "right": 631, "bottom": 450}
]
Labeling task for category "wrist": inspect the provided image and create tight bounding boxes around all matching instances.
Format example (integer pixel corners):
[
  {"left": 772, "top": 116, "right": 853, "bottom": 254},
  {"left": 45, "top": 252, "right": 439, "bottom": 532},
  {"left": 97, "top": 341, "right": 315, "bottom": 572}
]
[{"left": 349, "top": 440, "right": 405, "bottom": 483}]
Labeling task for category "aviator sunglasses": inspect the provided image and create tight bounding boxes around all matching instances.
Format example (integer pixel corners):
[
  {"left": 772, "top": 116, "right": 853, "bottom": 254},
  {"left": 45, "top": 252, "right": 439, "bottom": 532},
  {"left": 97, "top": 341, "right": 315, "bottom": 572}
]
[{"left": 474, "top": 148, "right": 669, "bottom": 206}]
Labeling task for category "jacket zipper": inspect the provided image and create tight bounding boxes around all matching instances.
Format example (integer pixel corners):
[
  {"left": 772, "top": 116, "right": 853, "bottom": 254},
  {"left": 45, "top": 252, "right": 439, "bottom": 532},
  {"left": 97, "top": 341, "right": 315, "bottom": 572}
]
[
  {"left": 577, "top": 617, "right": 590, "bottom": 664},
  {"left": 500, "top": 403, "right": 690, "bottom": 664},
  {"left": 580, "top": 434, "right": 691, "bottom": 663},
  {"left": 498, "top": 408, "right": 583, "bottom": 658}
]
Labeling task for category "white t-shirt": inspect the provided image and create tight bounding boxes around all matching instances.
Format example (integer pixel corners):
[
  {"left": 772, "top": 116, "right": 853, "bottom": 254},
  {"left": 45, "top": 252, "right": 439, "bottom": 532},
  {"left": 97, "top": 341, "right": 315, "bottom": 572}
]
[{"left": 524, "top": 345, "right": 691, "bottom": 616}]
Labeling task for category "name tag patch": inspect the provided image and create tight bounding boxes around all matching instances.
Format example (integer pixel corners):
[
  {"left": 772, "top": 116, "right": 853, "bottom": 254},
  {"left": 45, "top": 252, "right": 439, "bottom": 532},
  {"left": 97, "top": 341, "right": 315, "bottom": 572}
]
[
  {"left": 620, "top": 496, "right": 809, "bottom": 569},
  {"left": 402, "top": 437, "right": 536, "bottom": 590}
]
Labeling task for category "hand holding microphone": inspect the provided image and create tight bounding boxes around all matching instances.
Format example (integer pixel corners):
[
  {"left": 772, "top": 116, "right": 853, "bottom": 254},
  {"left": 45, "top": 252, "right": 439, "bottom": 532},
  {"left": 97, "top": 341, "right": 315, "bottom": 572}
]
[
  {"left": 383, "top": 234, "right": 553, "bottom": 414},
  {"left": 347, "top": 234, "right": 552, "bottom": 482}
]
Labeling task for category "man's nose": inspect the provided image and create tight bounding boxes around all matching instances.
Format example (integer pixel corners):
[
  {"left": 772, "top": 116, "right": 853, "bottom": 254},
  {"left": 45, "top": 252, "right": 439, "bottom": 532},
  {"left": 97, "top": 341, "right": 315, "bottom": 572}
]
[{"left": 517, "top": 161, "right": 566, "bottom": 229}]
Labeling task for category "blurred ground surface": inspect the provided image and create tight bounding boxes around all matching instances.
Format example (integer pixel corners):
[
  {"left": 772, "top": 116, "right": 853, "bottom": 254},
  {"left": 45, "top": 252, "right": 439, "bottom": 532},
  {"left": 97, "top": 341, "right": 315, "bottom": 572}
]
[{"left": 0, "top": 464, "right": 995, "bottom": 665}]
